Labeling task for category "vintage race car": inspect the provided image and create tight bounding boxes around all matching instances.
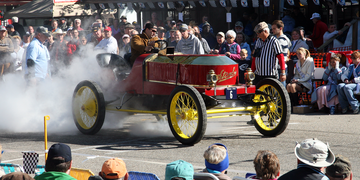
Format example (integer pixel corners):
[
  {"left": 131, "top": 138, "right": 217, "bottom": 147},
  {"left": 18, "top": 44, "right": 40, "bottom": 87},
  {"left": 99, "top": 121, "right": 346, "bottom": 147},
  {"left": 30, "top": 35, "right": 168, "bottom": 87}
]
[{"left": 72, "top": 42, "right": 291, "bottom": 145}]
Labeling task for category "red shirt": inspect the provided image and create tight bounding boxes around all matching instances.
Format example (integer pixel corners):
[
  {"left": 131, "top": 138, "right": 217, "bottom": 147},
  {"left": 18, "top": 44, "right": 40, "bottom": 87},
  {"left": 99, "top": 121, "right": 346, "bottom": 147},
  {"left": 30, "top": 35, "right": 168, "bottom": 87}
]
[{"left": 308, "top": 20, "right": 328, "bottom": 48}]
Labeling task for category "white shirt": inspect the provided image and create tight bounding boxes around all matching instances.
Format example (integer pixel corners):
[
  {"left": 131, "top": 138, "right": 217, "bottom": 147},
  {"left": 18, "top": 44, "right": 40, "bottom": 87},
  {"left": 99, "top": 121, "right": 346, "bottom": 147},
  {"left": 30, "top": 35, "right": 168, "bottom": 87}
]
[{"left": 94, "top": 36, "right": 118, "bottom": 54}]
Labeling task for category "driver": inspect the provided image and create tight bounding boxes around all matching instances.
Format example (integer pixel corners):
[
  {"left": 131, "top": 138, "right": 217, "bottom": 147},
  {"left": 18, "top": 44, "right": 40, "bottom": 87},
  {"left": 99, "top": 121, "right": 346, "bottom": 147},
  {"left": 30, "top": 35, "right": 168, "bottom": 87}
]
[{"left": 130, "top": 23, "right": 159, "bottom": 65}]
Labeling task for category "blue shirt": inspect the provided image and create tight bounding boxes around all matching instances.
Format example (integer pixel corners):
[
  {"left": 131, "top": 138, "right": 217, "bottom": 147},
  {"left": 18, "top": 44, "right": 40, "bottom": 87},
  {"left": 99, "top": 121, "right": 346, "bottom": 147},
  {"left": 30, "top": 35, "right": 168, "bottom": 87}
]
[{"left": 26, "top": 38, "right": 50, "bottom": 79}]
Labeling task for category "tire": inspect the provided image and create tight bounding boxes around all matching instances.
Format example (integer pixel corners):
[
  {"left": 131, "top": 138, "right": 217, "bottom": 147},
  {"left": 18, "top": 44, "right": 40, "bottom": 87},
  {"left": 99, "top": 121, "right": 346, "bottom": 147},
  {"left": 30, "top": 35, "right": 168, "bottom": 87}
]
[
  {"left": 167, "top": 85, "right": 207, "bottom": 145},
  {"left": 72, "top": 80, "right": 106, "bottom": 135},
  {"left": 252, "top": 78, "right": 290, "bottom": 136}
]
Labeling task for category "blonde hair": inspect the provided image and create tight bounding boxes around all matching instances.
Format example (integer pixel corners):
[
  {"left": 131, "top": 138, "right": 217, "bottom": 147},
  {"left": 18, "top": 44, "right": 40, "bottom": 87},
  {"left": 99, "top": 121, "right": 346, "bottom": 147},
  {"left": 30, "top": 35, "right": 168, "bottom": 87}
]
[
  {"left": 253, "top": 150, "right": 280, "bottom": 180},
  {"left": 203, "top": 145, "right": 226, "bottom": 164},
  {"left": 351, "top": 51, "right": 360, "bottom": 59},
  {"left": 296, "top": 47, "right": 310, "bottom": 59},
  {"left": 241, "top": 49, "right": 248, "bottom": 54},
  {"left": 330, "top": 53, "right": 341, "bottom": 62}
]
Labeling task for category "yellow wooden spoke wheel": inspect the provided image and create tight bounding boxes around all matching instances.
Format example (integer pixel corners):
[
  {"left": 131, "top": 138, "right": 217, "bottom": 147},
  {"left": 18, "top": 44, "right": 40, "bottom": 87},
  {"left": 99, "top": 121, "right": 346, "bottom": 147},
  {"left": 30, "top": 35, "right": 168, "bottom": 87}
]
[
  {"left": 167, "top": 85, "right": 207, "bottom": 145},
  {"left": 72, "top": 80, "right": 105, "bottom": 135}
]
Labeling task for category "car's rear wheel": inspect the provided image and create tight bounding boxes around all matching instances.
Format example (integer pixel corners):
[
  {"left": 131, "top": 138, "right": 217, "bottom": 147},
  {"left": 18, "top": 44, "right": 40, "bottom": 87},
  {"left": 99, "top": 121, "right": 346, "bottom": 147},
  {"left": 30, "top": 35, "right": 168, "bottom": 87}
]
[
  {"left": 72, "top": 80, "right": 105, "bottom": 135},
  {"left": 167, "top": 85, "right": 207, "bottom": 145},
  {"left": 252, "top": 78, "right": 290, "bottom": 136}
]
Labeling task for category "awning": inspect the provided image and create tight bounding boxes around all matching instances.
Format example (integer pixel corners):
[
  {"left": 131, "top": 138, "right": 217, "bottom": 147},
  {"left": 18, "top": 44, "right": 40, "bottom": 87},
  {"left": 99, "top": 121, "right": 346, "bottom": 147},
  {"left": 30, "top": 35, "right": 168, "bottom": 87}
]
[
  {"left": 0, "top": 0, "right": 31, "bottom": 6},
  {"left": 4, "top": 0, "right": 107, "bottom": 19}
]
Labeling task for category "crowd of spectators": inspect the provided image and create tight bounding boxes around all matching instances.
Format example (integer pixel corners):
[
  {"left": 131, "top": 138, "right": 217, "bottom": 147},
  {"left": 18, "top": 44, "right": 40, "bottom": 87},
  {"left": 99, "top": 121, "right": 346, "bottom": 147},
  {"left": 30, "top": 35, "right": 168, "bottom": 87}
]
[{"left": 0, "top": 139, "right": 353, "bottom": 180}]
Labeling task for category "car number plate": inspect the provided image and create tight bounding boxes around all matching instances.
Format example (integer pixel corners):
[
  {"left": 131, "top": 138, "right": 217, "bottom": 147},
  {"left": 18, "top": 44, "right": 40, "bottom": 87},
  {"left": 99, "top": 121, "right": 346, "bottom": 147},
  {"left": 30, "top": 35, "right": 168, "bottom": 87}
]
[{"left": 225, "top": 87, "right": 237, "bottom": 99}]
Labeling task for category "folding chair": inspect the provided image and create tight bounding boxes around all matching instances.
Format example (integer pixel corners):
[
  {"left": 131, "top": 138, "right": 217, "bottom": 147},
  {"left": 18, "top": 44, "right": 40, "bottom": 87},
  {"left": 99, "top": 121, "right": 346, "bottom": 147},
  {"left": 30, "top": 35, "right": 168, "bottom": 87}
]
[
  {"left": 128, "top": 171, "right": 161, "bottom": 180},
  {"left": 193, "top": 172, "right": 219, "bottom": 180},
  {"left": 0, "top": 163, "right": 25, "bottom": 176}
]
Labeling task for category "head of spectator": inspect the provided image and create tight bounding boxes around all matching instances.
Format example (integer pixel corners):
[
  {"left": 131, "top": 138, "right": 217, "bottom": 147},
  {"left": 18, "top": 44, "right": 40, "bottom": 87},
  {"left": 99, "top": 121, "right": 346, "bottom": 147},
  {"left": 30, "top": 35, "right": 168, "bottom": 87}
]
[
  {"left": 216, "top": 32, "right": 225, "bottom": 45},
  {"left": 28, "top": 26, "right": 34, "bottom": 34},
  {"left": 80, "top": 36, "right": 87, "bottom": 45},
  {"left": 122, "top": 34, "right": 130, "bottom": 45},
  {"left": 202, "top": 22, "right": 211, "bottom": 34},
  {"left": 92, "top": 23, "right": 102, "bottom": 39},
  {"left": 72, "top": 29, "right": 79, "bottom": 39},
  {"left": 240, "top": 49, "right": 248, "bottom": 60},
  {"left": 296, "top": 47, "right": 310, "bottom": 61},
  {"left": 295, "top": 138, "right": 335, "bottom": 170},
  {"left": 60, "top": 17, "right": 66, "bottom": 25},
  {"left": 54, "top": 29, "right": 66, "bottom": 42},
  {"left": 326, "top": 155, "right": 352, "bottom": 180},
  {"left": 310, "top": 13, "right": 321, "bottom": 24},
  {"left": 0, "top": 26, "right": 7, "bottom": 40},
  {"left": 225, "top": 30, "right": 236, "bottom": 44},
  {"left": 254, "top": 22, "right": 270, "bottom": 41},
  {"left": 235, "top": 32, "right": 246, "bottom": 44},
  {"left": 291, "top": 28, "right": 303, "bottom": 41},
  {"left": 48, "top": 33, "right": 54, "bottom": 44},
  {"left": 176, "top": 20, "right": 183, "bottom": 30},
  {"left": 151, "top": 12, "right": 158, "bottom": 21},
  {"left": 12, "top": 35, "right": 21, "bottom": 49},
  {"left": 130, "top": 30, "right": 139, "bottom": 37},
  {"left": 96, "top": 19, "right": 103, "bottom": 28},
  {"left": 6, "top": 24, "right": 15, "bottom": 34},
  {"left": 234, "top": 21, "right": 244, "bottom": 33},
  {"left": 253, "top": 150, "right": 280, "bottom": 180},
  {"left": 271, "top": 20, "right": 284, "bottom": 37},
  {"left": 99, "top": 158, "right": 128, "bottom": 180},
  {"left": 11, "top": 16, "right": 19, "bottom": 23},
  {"left": 166, "top": 17, "right": 174, "bottom": 28},
  {"left": 204, "top": 143, "right": 229, "bottom": 174},
  {"left": 45, "top": 143, "right": 72, "bottom": 174},
  {"left": 329, "top": 53, "right": 341, "bottom": 68},
  {"left": 74, "top": 19, "right": 82, "bottom": 29},
  {"left": 0, "top": 172, "right": 34, "bottom": 180},
  {"left": 35, "top": 26, "right": 51, "bottom": 43},
  {"left": 327, "top": 23, "right": 337, "bottom": 33},
  {"left": 124, "top": 23, "right": 135, "bottom": 35},
  {"left": 143, "top": 23, "right": 157, "bottom": 38},
  {"left": 194, "top": 32, "right": 202, "bottom": 41},
  {"left": 22, "top": 32, "right": 31, "bottom": 44},
  {"left": 52, "top": 20, "right": 58, "bottom": 30},
  {"left": 66, "top": 27, "right": 73, "bottom": 39},
  {"left": 157, "top": 26, "right": 165, "bottom": 39},
  {"left": 189, "top": 21, "right": 196, "bottom": 28},
  {"left": 165, "top": 160, "right": 194, "bottom": 180},
  {"left": 175, "top": 30, "right": 182, "bottom": 42},
  {"left": 202, "top": 16, "right": 208, "bottom": 23},
  {"left": 103, "top": 26, "right": 112, "bottom": 39},
  {"left": 179, "top": 24, "right": 189, "bottom": 39},
  {"left": 351, "top": 51, "right": 360, "bottom": 66},
  {"left": 112, "top": 18, "right": 119, "bottom": 28},
  {"left": 120, "top": 16, "right": 127, "bottom": 23},
  {"left": 119, "top": 22, "right": 126, "bottom": 33},
  {"left": 193, "top": 26, "right": 200, "bottom": 34},
  {"left": 188, "top": 27, "right": 195, "bottom": 35}
]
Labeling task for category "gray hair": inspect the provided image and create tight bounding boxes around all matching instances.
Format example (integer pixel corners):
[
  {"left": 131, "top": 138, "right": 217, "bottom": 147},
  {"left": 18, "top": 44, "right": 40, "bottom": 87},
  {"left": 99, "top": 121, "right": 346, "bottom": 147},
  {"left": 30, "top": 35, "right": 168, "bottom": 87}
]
[
  {"left": 74, "top": 19, "right": 81, "bottom": 23},
  {"left": 226, "top": 30, "right": 236, "bottom": 38},
  {"left": 263, "top": 28, "right": 270, "bottom": 33},
  {"left": 203, "top": 145, "right": 227, "bottom": 164},
  {"left": 12, "top": 17, "right": 19, "bottom": 23}
]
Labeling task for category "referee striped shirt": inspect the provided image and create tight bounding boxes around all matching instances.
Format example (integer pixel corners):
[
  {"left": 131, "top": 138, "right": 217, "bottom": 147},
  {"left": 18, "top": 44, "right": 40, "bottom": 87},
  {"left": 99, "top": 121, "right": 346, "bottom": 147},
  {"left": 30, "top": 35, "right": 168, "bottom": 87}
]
[{"left": 254, "top": 35, "right": 282, "bottom": 76}]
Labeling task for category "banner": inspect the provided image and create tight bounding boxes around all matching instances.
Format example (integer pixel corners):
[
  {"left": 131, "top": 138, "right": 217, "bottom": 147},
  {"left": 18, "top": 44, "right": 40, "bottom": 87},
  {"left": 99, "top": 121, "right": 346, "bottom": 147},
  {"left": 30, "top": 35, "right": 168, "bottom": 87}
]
[
  {"left": 252, "top": 0, "right": 259, "bottom": 7},
  {"left": 264, "top": 0, "right": 270, "bottom": 7},
  {"left": 313, "top": 0, "right": 320, "bottom": 5},
  {"left": 117, "top": 3, "right": 125, "bottom": 9},
  {"left": 158, "top": 2, "right": 165, "bottom": 8},
  {"left": 139, "top": 2, "right": 145, "bottom": 8},
  {"left": 220, "top": 0, "right": 227, "bottom": 7},
  {"left": 99, "top": 3, "right": 105, "bottom": 9},
  {"left": 287, "top": 0, "right": 295, "bottom": 5},
  {"left": 199, "top": 0, "right": 206, "bottom": 7},
  {"left": 241, "top": 0, "right": 248, "bottom": 7},
  {"left": 337, "top": 0, "right": 345, "bottom": 5}
]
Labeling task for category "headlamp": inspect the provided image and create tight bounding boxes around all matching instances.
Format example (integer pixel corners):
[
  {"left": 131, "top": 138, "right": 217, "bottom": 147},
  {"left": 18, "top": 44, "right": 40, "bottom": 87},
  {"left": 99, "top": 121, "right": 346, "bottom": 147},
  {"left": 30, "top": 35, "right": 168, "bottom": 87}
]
[
  {"left": 244, "top": 68, "right": 255, "bottom": 85},
  {"left": 206, "top": 70, "right": 218, "bottom": 87}
]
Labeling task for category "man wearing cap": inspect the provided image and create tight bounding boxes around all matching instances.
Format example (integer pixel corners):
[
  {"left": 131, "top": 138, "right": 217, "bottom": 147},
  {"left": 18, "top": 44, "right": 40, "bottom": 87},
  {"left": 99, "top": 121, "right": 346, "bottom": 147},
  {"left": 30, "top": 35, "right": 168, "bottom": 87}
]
[
  {"left": 278, "top": 138, "right": 335, "bottom": 180},
  {"left": 120, "top": 34, "right": 131, "bottom": 54},
  {"left": 50, "top": 29, "right": 68, "bottom": 74},
  {"left": 124, "top": 23, "right": 135, "bottom": 36},
  {"left": 164, "top": 17, "right": 174, "bottom": 32},
  {"left": 130, "top": 23, "right": 160, "bottom": 65},
  {"left": 95, "top": 26, "right": 118, "bottom": 55},
  {"left": 199, "top": 16, "right": 214, "bottom": 33},
  {"left": 211, "top": 32, "right": 225, "bottom": 54},
  {"left": 201, "top": 143, "right": 231, "bottom": 180},
  {"left": 165, "top": 160, "right": 194, "bottom": 180},
  {"left": 6, "top": 25, "right": 20, "bottom": 37},
  {"left": 308, "top": 13, "right": 328, "bottom": 49},
  {"left": 59, "top": 17, "right": 68, "bottom": 32},
  {"left": 234, "top": 21, "right": 251, "bottom": 45},
  {"left": 326, "top": 155, "right": 352, "bottom": 180},
  {"left": 93, "top": 158, "right": 129, "bottom": 180},
  {"left": 157, "top": 27, "right": 166, "bottom": 40},
  {"left": 11, "top": 17, "right": 26, "bottom": 38},
  {"left": 88, "top": 22, "right": 103, "bottom": 46},
  {"left": 25, "top": 26, "right": 51, "bottom": 85},
  {"left": 35, "top": 143, "right": 75, "bottom": 180},
  {"left": 201, "top": 22, "right": 216, "bottom": 49},
  {"left": 176, "top": 24, "right": 204, "bottom": 54},
  {"left": 120, "top": 16, "right": 127, "bottom": 24}
]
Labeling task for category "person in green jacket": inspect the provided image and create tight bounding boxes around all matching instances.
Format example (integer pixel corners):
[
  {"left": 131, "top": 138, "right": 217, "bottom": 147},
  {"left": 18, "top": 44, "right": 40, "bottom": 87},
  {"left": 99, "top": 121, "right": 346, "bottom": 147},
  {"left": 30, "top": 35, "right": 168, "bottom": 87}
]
[{"left": 35, "top": 143, "right": 76, "bottom": 180}]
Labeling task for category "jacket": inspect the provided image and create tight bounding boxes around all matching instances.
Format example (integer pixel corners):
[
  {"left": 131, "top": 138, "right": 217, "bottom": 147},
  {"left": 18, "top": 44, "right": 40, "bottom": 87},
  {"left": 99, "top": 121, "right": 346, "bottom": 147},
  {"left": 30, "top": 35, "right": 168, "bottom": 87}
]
[
  {"left": 340, "top": 63, "right": 360, "bottom": 82},
  {"left": 35, "top": 171, "right": 76, "bottom": 180},
  {"left": 308, "top": 20, "right": 328, "bottom": 48},
  {"left": 219, "top": 42, "right": 241, "bottom": 61},
  {"left": 130, "top": 32, "right": 159, "bottom": 65},
  {"left": 293, "top": 57, "right": 315, "bottom": 90},
  {"left": 175, "top": 34, "right": 204, "bottom": 55}
]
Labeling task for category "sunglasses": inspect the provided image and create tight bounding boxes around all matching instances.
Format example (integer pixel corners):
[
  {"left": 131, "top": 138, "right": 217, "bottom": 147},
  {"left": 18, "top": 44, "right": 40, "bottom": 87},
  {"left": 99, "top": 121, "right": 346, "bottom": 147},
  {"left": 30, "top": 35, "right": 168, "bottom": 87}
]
[
  {"left": 256, "top": 29, "right": 264, "bottom": 34},
  {"left": 152, "top": 30, "right": 157, "bottom": 33},
  {"left": 226, "top": 36, "right": 234, "bottom": 39}
]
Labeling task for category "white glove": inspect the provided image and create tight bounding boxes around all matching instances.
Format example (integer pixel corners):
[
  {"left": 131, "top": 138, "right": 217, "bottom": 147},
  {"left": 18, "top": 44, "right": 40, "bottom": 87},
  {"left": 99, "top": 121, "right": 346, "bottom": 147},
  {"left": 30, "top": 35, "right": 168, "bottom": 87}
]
[
  {"left": 335, "top": 61, "right": 340, "bottom": 69},
  {"left": 327, "top": 62, "right": 333, "bottom": 70}
]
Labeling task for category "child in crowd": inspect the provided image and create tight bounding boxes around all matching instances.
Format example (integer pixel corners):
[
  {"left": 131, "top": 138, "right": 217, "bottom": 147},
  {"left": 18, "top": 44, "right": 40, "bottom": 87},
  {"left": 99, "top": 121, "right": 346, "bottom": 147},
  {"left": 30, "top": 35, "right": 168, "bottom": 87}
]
[
  {"left": 337, "top": 51, "right": 360, "bottom": 114},
  {"left": 311, "top": 54, "right": 345, "bottom": 114},
  {"left": 238, "top": 49, "right": 251, "bottom": 84},
  {"left": 240, "top": 49, "right": 248, "bottom": 60},
  {"left": 286, "top": 47, "right": 314, "bottom": 109},
  {"left": 247, "top": 150, "right": 280, "bottom": 180}
]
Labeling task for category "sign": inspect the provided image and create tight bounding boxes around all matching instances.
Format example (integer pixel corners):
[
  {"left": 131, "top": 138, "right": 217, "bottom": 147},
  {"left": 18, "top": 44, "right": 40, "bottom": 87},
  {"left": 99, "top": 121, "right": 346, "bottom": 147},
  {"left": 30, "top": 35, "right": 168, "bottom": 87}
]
[
  {"left": 287, "top": 0, "right": 295, "bottom": 5},
  {"left": 241, "top": 0, "right": 248, "bottom": 7},
  {"left": 220, "top": 0, "right": 227, "bottom": 7},
  {"left": 226, "top": 87, "right": 237, "bottom": 99},
  {"left": 337, "top": 0, "right": 345, "bottom": 5},
  {"left": 226, "top": 13, "right": 231, "bottom": 22},
  {"left": 252, "top": 0, "right": 259, "bottom": 7},
  {"left": 199, "top": 0, "right": 206, "bottom": 7},
  {"left": 139, "top": 2, "right": 145, "bottom": 8},
  {"left": 264, "top": 0, "right": 270, "bottom": 7},
  {"left": 99, "top": 3, "right": 105, "bottom": 9},
  {"left": 158, "top": 2, "right": 165, "bottom": 8},
  {"left": 178, "top": 12, "right": 183, "bottom": 21},
  {"left": 117, "top": 3, "right": 125, "bottom": 9},
  {"left": 313, "top": 0, "right": 320, "bottom": 5}
]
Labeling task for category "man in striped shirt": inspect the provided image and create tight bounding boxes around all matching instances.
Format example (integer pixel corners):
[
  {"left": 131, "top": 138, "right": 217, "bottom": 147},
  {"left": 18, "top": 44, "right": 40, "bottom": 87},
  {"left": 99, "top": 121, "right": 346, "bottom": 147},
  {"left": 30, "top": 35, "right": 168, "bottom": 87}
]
[
  {"left": 271, "top": 20, "right": 292, "bottom": 86},
  {"left": 251, "top": 22, "right": 286, "bottom": 85}
]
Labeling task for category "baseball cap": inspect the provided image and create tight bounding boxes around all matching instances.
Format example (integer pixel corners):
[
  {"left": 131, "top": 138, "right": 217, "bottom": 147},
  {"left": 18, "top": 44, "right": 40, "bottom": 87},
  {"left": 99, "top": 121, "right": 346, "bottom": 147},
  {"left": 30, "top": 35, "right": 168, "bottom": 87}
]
[
  {"left": 125, "top": 23, "right": 135, "bottom": 29},
  {"left": 6, "top": 24, "right": 14, "bottom": 29},
  {"left": 120, "top": 16, "right": 127, "bottom": 20},
  {"left": 47, "top": 143, "right": 72, "bottom": 163},
  {"left": 0, "top": 25, "right": 6, "bottom": 31},
  {"left": 171, "top": 20, "right": 176, "bottom": 25},
  {"left": 216, "top": 32, "right": 225, "bottom": 37},
  {"left": 326, "top": 155, "right": 352, "bottom": 179},
  {"left": 100, "top": 158, "right": 127, "bottom": 179},
  {"left": 235, "top": 21, "right": 243, "bottom": 27},
  {"left": 122, "top": 34, "right": 130, "bottom": 39},
  {"left": 60, "top": 17, "right": 66, "bottom": 20},
  {"left": 294, "top": 138, "right": 335, "bottom": 168},
  {"left": 36, "top": 26, "right": 51, "bottom": 37},
  {"left": 310, "top": 13, "right": 321, "bottom": 20},
  {"left": 104, "top": 26, "right": 111, "bottom": 31},
  {"left": 254, "top": 21, "right": 268, "bottom": 34},
  {"left": 179, "top": 24, "right": 188, "bottom": 31},
  {"left": 165, "top": 160, "right": 194, "bottom": 180}
]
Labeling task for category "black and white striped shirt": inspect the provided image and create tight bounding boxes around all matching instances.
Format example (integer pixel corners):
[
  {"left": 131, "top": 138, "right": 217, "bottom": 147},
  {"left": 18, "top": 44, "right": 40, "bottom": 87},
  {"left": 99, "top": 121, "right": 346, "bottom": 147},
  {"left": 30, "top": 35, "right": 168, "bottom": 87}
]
[{"left": 254, "top": 36, "right": 282, "bottom": 76}]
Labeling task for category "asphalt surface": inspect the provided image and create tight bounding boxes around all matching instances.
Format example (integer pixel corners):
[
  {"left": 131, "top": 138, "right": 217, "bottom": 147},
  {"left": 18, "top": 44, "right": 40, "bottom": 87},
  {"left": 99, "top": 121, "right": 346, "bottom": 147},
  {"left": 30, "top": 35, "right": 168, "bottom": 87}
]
[{"left": 1, "top": 112, "right": 359, "bottom": 179}]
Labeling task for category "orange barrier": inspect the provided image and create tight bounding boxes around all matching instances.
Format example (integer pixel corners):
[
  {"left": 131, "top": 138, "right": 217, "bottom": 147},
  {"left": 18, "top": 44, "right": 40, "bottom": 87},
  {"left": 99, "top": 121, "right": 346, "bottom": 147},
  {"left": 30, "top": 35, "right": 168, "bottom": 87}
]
[{"left": 70, "top": 167, "right": 95, "bottom": 180}]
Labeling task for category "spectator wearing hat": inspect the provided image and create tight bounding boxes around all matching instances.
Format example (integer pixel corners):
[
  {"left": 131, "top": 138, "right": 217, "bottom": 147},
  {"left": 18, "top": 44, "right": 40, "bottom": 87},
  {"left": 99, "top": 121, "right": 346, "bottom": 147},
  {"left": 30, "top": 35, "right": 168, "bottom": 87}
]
[
  {"left": 124, "top": 23, "right": 135, "bottom": 36},
  {"left": 51, "top": 20, "right": 60, "bottom": 33},
  {"left": 167, "top": 28, "right": 177, "bottom": 46},
  {"left": 176, "top": 24, "right": 204, "bottom": 54},
  {"left": 21, "top": 32, "right": 31, "bottom": 48},
  {"left": 50, "top": 29, "right": 68, "bottom": 74},
  {"left": 198, "top": 16, "right": 214, "bottom": 33},
  {"left": 74, "top": 19, "right": 84, "bottom": 31},
  {"left": 59, "top": 17, "right": 68, "bottom": 32},
  {"left": 92, "top": 158, "right": 129, "bottom": 180},
  {"left": 6, "top": 25, "right": 20, "bottom": 38},
  {"left": 218, "top": 30, "right": 241, "bottom": 61},
  {"left": 326, "top": 155, "right": 352, "bottom": 180},
  {"left": 157, "top": 26, "right": 166, "bottom": 40},
  {"left": 248, "top": 150, "right": 280, "bottom": 180},
  {"left": 11, "top": 17, "right": 26, "bottom": 39},
  {"left": 278, "top": 138, "right": 335, "bottom": 180},
  {"left": 35, "top": 143, "right": 75, "bottom": 180},
  {"left": 88, "top": 22, "right": 103, "bottom": 46},
  {"left": 234, "top": 21, "right": 245, "bottom": 34},
  {"left": 165, "top": 160, "right": 194, "bottom": 180},
  {"left": 130, "top": 23, "right": 160, "bottom": 65},
  {"left": 211, "top": 32, "right": 225, "bottom": 54},
  {"left": 1, "top": 172, "right": 34, "bottom": 180},
  {"left": 120, "top": 16, "right": 127, "bottom": 24},
  {"left": 200, "top": 22, "right": 216, "bottom": 49},
  {"left": 95, "top": 26, "right": 118, "bottom": 55},
  {"left": 0, "top": 25, "right": 14, "bottom": 79},
  {"left": 307, "top": 13, "right": 328, "bottom": 49},
  {"left": 120, "top": 34, "right": 131, "bottom": 54},
  {"left": 200, "top": 143, "right": 231, "bottom": 180}
]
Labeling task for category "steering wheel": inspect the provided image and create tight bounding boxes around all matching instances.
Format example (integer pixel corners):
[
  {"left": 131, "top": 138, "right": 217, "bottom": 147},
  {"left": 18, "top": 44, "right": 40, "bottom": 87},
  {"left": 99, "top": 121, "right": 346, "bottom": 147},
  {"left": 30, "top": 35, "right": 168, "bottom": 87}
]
[{"left": 151, "top": 40, "right": 168, "bottom": 53}]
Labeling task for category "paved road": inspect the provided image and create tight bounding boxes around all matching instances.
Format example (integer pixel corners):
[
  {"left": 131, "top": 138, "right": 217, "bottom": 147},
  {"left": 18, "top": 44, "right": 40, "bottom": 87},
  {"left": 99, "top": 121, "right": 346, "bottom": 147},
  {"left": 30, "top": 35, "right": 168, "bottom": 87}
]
[{"left": 1, "top": 112, "right": 359, "bottom": 179}]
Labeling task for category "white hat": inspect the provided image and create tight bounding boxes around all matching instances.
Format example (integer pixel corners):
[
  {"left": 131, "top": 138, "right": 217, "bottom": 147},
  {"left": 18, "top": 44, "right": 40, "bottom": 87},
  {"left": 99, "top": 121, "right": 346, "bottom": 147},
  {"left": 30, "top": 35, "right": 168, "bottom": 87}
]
[
  {"left": 294, "top": 138, "right": 335, "bottom": 167},
  {"left": 53, "top": 29, "right": 66, "bottom": 35},
  {"left": 122, "top": 34, "right": 130, "bottom": 39},
  {"left": 310, "top": 13, "right": 321, "bottom": 20}
]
